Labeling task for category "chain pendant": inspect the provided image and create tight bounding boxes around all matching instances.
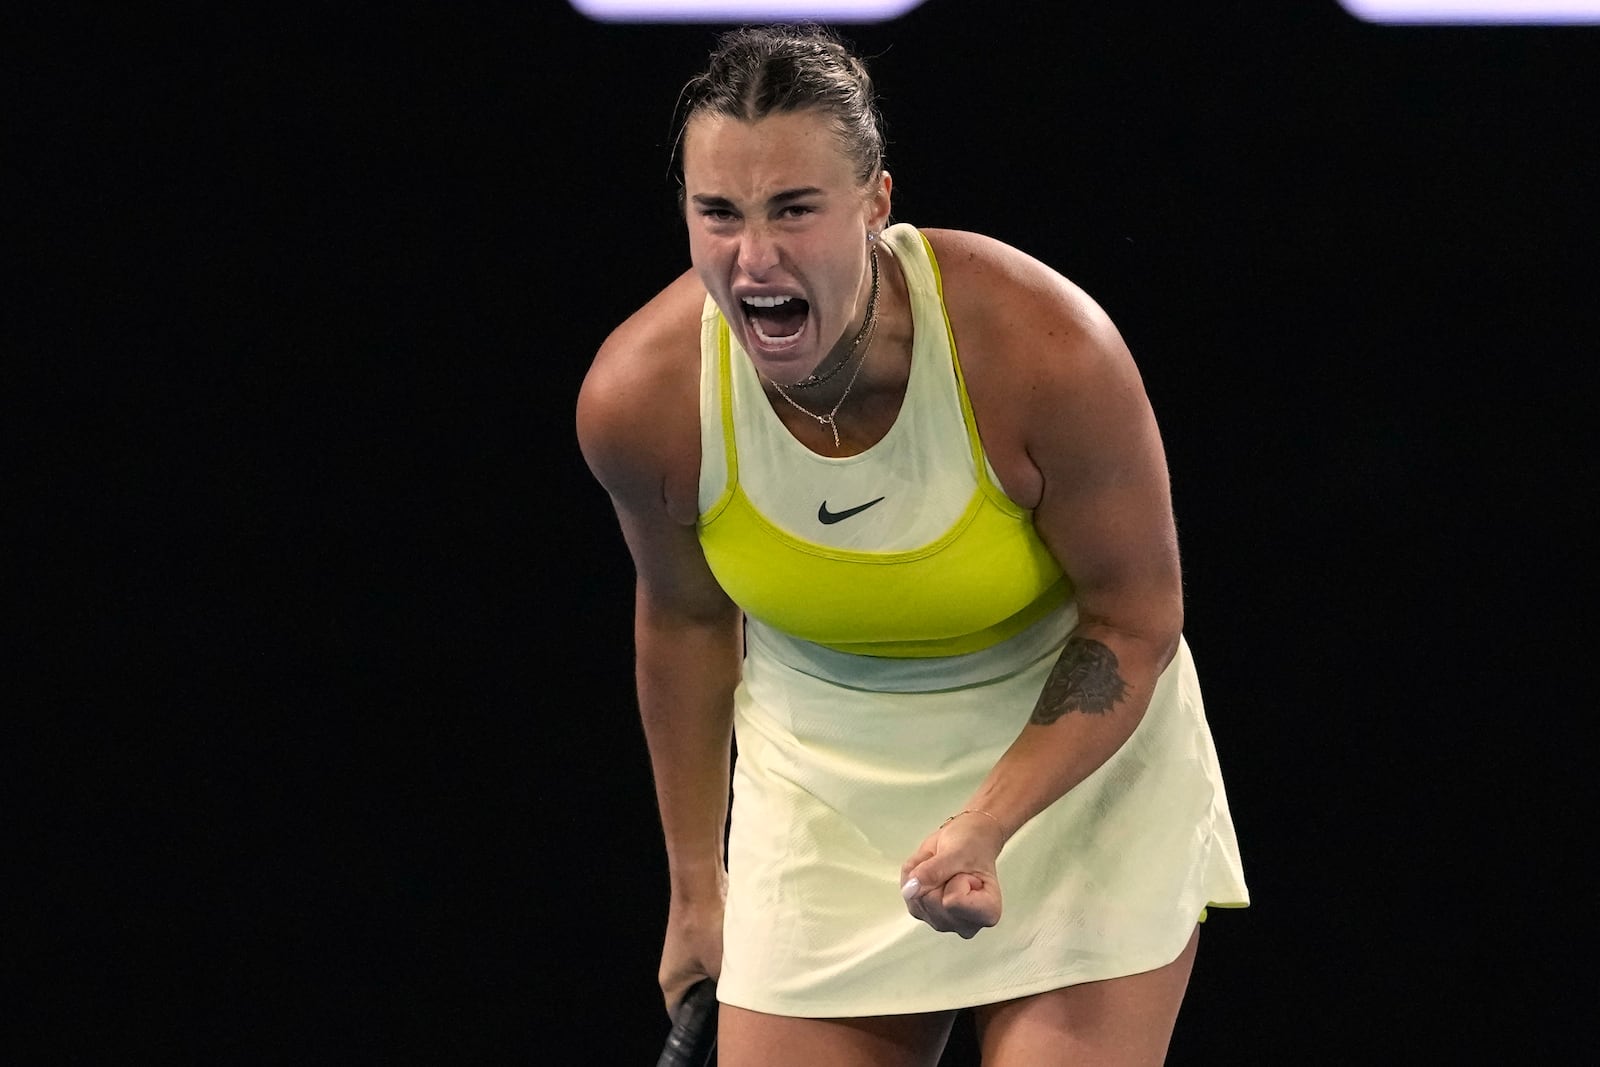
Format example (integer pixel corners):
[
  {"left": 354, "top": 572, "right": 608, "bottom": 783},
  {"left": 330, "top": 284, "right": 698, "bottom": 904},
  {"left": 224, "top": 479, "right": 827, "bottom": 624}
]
[
  {"left": 819, "top": 415, "right": 840, "bottom": 448},
  {"left": 764, "top": 244, "right": 878, "bottom": 454}
]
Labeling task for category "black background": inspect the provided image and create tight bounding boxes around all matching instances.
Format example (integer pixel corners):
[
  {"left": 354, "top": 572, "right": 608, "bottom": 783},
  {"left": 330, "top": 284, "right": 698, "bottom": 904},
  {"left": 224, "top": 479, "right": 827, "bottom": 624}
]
[{"left": 18, "top": 1, "right": 1594, "bottom": 1063}]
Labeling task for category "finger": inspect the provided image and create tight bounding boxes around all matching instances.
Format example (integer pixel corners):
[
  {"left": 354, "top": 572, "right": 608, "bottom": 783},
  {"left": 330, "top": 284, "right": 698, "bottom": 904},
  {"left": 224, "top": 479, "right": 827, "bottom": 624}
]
[
  {"left": 906, "top": 879, "right": 974, "bottom": 934},
  {"left": 902, "top": 854, "right": 955, "bottom": 901},
  {"left": 663, "top": 974, "right": 702, "bottom": 1016},
  {"left": 903, "top": 866, "right": 969, "bottom": 919},
  {"left": 945, "top": 902, "right": 996, "bottom": 934},
  {"left": 899, "top": 842, "right": 936, "bottom": 886},
  {"left": 903, "top": 876, "right": 959, "bottom": 931},
  {"left": 901, "top": 879, "right": 932, "bottom": 924},
  {"left": 917, "top": 902, "right": 982, "bottom": 939},
  {"left": 941, "top": 881, "right": 1000, "bottom": 932}
]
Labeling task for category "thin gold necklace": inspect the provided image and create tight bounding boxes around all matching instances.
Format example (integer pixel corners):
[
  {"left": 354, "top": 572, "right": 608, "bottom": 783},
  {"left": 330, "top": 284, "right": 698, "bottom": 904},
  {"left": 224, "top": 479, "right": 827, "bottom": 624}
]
[
  {"left": 788, "top": 247, "right": 881, "bottom": 390},
  {"left": 767, "top": 248, "right": 880, "bottom": 449}
]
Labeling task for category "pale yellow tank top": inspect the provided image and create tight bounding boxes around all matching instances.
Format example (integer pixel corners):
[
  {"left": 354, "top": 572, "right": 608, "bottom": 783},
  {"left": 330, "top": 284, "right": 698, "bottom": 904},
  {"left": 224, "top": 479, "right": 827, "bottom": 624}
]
[{"left": 696, "top": 223, "right": 1068, "bottom": 658}]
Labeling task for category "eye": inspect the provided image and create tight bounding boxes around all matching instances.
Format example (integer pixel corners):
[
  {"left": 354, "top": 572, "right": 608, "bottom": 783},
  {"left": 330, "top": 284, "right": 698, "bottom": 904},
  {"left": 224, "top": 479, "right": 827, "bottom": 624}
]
[
  {"left": 779, "top": 205, "right": 815, "bottom": 219},
  {"left": 699, "top": 207, "right": 737, "bottom": 223}
]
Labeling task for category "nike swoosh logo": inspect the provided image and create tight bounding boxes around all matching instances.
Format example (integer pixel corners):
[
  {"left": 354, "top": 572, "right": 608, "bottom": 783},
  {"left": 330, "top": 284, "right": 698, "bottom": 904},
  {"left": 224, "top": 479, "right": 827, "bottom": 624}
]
[{"left": 817, "top": 496, "right": 886, "bottom": 524}]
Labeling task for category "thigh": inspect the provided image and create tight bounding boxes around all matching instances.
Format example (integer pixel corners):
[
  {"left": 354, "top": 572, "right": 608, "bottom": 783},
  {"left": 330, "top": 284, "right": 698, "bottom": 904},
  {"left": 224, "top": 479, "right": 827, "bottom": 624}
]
[
  {"left": 717, "top": 1004, "right": 956, "bottom": 1067},
  {"left": 973, "top": 925, "right": 1201, "bottom": 1067}
]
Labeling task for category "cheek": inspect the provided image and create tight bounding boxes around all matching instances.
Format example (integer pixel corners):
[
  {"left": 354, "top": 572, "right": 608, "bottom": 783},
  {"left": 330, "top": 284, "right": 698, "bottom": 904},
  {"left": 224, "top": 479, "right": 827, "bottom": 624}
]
[
  {"left": 690, "top": 257, "right": 731, "bottom": 306},
  {"left": 686, "top": 231, "right": 729, "bottom": 278},
  {"left": 686, "top": 239, "right": 741, "bottom": 320}
]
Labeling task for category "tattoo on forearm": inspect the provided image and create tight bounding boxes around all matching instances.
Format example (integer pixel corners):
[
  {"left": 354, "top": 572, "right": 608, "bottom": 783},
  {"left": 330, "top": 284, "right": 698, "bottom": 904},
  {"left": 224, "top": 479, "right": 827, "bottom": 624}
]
[{"left": 1030, "top": 638, "right": 1129, "bottom": 724}]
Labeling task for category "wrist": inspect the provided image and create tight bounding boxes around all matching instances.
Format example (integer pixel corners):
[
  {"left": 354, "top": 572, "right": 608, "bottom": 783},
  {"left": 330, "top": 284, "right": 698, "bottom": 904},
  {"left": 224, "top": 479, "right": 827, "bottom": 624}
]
[
  {"left": 940, "top": 807, "right": 1009, "bottom": 842},
  {"left": 668, "top": 858, "right": 728, "bottom": 899}
]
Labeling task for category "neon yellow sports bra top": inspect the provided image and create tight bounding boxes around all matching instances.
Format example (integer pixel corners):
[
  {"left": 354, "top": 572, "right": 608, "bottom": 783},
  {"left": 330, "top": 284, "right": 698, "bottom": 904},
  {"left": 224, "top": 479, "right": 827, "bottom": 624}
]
[{"left": 696, "top": 223, "right": 1068, "bottom": 659}]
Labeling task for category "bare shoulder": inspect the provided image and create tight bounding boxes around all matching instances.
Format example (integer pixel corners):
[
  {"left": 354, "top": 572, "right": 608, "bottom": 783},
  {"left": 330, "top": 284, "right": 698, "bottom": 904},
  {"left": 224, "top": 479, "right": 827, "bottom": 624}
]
[
  {"left": 919, "top": 227, "right": 1127, "bottom": 372},
  {"left": 576, "top": 268, "right": 707, "bottom": 523},
  {"left": 915, "top": 227, "right": 1154, "bottom": 508}
]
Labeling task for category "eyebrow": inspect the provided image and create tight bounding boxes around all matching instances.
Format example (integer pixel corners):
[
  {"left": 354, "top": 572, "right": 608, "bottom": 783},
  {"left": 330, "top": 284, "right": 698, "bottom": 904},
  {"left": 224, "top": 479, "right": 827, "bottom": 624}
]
[{"left": 689, "top": 187, "right": 827, "bottom": 210}]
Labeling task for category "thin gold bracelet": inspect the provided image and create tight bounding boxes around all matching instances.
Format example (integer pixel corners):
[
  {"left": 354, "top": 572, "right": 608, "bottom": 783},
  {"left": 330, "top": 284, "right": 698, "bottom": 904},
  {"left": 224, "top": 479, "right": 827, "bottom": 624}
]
[{"left": 940, "top": 808, "right": 1004, "bottom": 832}]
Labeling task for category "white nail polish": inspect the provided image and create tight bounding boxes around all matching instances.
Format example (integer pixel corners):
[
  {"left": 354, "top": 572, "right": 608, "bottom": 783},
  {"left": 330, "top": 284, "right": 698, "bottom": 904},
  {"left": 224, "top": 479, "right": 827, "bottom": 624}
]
[{"left": 900, "top": 877, "right": 919, "bottom": 900}]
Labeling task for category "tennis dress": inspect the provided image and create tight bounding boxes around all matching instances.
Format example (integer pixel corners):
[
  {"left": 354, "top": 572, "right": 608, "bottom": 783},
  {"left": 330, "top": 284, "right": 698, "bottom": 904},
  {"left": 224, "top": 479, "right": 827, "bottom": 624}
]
[{"left": 696, "top": 223, "right": 1248, "bottom": 1017}]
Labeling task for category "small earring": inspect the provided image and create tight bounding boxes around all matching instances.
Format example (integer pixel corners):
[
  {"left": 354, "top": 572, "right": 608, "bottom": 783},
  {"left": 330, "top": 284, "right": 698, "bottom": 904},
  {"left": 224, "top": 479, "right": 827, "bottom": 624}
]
[{"left": 867, "top": 231, "right": 877, "bottom": 243}]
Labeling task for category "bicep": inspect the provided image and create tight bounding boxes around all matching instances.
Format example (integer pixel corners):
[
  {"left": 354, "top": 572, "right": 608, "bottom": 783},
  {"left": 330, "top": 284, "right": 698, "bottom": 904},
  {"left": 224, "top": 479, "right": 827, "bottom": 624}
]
[
  {"left": 577, "top": 333, "right": 736, "bottom": 629},
  {"left": 1027, "top": 325, "right": 1182, "bottom": 640},
  {"left": 584, "top": 423, "right": 734, "bottom": 627},
  {"left": 609, "top": 489, "right": 739, "bottom": 628}
]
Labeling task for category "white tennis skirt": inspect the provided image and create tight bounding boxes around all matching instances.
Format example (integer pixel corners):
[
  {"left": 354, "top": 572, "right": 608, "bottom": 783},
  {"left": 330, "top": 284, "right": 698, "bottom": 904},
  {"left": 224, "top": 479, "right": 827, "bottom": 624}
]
[{"left": 717, "top": 608, "right": 1250, "bottom": 1017}]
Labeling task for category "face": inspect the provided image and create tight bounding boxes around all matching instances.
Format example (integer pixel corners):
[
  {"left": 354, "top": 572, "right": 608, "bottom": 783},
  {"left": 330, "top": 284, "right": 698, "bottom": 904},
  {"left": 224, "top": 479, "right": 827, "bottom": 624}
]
[{"left": 682, "top": 110, "right": 891, "bottom": 385}]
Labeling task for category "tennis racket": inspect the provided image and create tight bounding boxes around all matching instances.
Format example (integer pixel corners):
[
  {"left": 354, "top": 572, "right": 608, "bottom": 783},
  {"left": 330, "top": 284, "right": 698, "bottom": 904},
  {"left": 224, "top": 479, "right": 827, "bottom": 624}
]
[{"left": 655, "top": 978, "right": 718, "bottom": 1067}]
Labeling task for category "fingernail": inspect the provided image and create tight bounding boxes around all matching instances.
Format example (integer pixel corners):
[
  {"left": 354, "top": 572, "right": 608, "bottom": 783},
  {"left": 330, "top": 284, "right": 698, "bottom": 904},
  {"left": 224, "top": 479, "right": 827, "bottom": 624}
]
[{"left": 900, "top": 877, "right": 919, "bottom": 900}]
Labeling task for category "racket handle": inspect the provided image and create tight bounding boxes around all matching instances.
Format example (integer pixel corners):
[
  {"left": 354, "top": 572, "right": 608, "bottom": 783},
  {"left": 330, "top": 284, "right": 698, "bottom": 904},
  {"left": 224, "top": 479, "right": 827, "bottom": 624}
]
[{"left": 656, "top": 979, "right": 718, "bottom": 1067}]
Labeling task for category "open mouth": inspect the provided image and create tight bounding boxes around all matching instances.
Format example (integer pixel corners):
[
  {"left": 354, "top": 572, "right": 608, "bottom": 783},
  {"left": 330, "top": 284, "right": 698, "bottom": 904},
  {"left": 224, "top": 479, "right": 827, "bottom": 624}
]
[{"left": 742, "top": 294, "right": 811, "bottom": 346}]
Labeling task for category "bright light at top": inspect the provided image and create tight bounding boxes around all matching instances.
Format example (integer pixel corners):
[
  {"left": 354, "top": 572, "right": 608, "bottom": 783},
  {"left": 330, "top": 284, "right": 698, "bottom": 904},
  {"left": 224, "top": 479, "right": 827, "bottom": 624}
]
[
  {"left": 569, "top": 0, "right": 928, "bottom": 21},
  {"left": 1339, "top": 0, "right": 1600, "bottom": 22}
]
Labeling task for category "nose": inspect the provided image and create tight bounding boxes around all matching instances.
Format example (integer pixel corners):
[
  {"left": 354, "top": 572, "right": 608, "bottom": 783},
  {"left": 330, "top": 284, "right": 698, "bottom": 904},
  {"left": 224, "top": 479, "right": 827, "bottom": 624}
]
[{"left": 736, "top": 224, "right": 780, "bottom": 278}]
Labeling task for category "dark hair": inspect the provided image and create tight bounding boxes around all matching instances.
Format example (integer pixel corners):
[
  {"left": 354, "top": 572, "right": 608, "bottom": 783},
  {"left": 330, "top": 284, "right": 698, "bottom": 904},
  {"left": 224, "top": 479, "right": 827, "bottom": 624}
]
[{"left": 673, "top": 23, "right": 886, "bottom": 188}]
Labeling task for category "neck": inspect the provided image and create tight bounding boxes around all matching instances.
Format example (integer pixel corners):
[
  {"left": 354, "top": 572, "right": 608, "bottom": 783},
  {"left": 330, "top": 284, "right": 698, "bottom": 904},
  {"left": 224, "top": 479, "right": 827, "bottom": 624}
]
[
  {"left": 786, "top": 245, "right": 880, "bottom": 390},
  {"left": 764, "top": 247, "right": 883, "bottom": 450}
]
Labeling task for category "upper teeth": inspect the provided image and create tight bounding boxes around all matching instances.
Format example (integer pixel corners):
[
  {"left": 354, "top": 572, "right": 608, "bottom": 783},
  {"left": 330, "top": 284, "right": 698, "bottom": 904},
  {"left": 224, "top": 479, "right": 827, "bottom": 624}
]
[{"left": 743, "top": 295, "right": 794, "bottom": 308}]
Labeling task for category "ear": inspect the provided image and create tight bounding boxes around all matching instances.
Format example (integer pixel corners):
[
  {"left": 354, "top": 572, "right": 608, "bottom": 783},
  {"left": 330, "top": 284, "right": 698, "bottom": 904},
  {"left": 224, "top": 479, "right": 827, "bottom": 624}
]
[{"left": 867, "top": 170, "right": 893, "bottom": 233}]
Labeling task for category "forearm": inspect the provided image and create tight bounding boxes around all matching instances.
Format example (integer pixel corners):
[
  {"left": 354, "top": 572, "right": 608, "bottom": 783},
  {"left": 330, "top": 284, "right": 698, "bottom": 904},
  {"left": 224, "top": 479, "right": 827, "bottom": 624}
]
[
  {"left": 964, "top": 617, "right": 1179, "bottom": 842},
  {"left": 634, "top": 588, "right": 743, "bottom": 896}
]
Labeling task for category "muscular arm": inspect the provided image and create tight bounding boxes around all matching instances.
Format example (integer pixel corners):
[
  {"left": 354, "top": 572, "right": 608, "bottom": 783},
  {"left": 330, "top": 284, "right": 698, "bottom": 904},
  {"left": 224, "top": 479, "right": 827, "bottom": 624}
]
[
  {"left": 962, "top": 232, "right": 1183, "bottom": 839},
  {"left": 901, "top": 233, "right": 1183, "bottom": 935},
  {"left": 623, "top": 505, "right": 743, "bottom": 904},
  {"left": 575, "top": 276, "right": 742, "bottom": 1007},
  {"left": 621, "top": 500, "right": 743, "bottom": 1008}
]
